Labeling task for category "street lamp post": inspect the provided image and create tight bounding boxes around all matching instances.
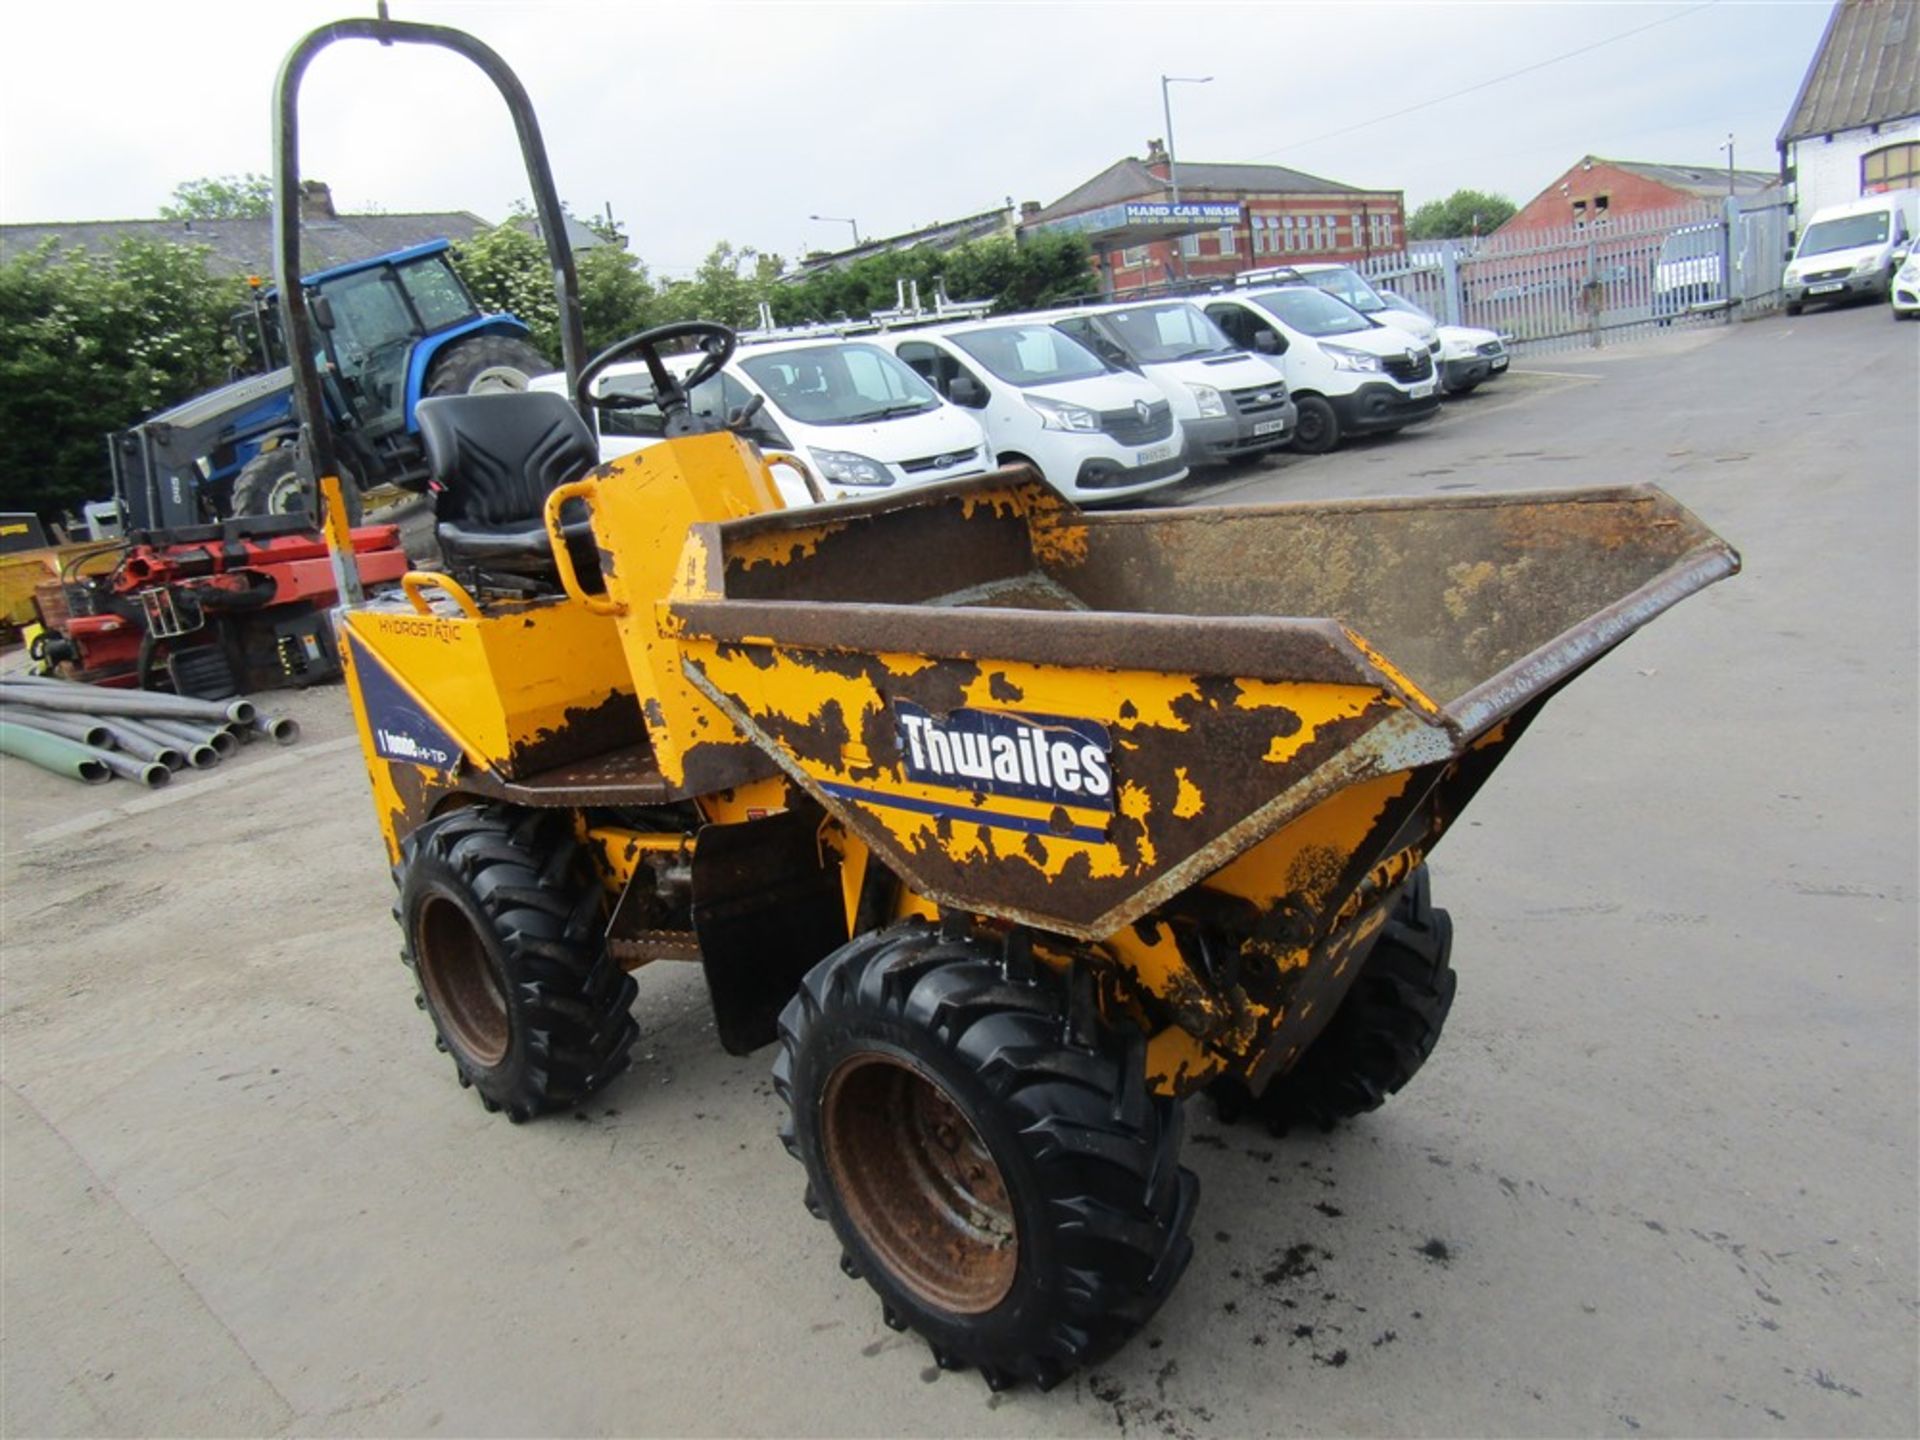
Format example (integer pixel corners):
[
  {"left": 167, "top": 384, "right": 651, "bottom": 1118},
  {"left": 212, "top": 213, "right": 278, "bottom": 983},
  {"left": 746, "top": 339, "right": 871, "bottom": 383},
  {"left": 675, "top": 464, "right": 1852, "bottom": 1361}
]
[
  {"left": 810, "top": 214, "right": 861, "bottom": 246},
  {"left": 1161, "top": 74, "right": 1212, "bottom": 282},
  {"left": 1160, "top": 74, "right": 1212, "bottom": 208}
]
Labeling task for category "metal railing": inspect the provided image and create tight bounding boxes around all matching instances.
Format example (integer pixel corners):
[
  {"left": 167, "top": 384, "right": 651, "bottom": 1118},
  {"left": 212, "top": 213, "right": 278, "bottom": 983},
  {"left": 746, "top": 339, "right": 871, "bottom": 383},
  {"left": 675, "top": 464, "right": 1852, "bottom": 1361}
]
[{"left": 1356, "top": 196, "right": 1791, "bottom": 355}]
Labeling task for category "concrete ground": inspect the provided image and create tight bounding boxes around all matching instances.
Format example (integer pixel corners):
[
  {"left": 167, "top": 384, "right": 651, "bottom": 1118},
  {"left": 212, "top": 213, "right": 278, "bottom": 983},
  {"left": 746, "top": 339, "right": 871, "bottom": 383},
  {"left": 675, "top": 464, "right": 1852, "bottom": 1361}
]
[{"left": 2, "top": 303, "right": 1915, "bottom": 1438}]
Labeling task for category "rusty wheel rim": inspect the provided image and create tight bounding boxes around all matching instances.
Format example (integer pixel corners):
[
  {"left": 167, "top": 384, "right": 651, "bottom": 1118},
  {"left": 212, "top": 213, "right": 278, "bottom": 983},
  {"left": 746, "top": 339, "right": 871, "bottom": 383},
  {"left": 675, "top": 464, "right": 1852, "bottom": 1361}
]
[
  {"left": 416, "top": 895, "right": 510, "bottom": 1068},
  {"left": 821, "top": 1053, "right": 1018, "bottom": 1315}
]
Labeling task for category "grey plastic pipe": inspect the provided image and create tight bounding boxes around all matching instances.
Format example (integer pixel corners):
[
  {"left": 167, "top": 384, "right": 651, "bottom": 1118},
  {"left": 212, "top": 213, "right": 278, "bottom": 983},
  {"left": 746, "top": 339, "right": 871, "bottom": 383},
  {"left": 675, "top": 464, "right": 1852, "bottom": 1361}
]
[
  {"left": 145, "top": 717, "right": 238, "bottom": 757},
  {"left": 88, "top": 744, "right": 171, "bottom": 787},
  {"left": 93, "top": 717, "right": 187, "bottom": 770},
  {"left": 252, "top": 713, "right": 302, "bottom": 745},
  {"left": 0, "top": 679, "right": 254, "bottom": 726},
  {"left": 0, "top": 719, "right": 113, "bottom": 784},
  {"left": 108, "top": 715, "right": 204, "bottom": 769},
  {"left": 0, "top": 704, "right": 113, "bottom": 749}
]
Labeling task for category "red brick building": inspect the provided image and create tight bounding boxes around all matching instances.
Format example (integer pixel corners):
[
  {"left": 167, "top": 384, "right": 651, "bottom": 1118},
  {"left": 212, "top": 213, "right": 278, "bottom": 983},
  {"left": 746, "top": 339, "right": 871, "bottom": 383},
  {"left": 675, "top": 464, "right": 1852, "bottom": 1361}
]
[
  {"left": 1499, "top": 156, "right": 1781, "bottom": 234},
  {"left": 1021, "top": 142, "right": 1405, "bottom": 294}
]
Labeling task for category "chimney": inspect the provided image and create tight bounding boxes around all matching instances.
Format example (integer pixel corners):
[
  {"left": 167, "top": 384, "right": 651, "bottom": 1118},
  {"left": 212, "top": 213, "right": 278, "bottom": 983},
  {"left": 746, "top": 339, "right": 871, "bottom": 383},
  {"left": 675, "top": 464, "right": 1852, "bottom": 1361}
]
[
  {"left": 1020, "top": 200, "right": 1041, "bottom": 220},
  {"left": 299, "top": 180, "right": 337, "bottom": 221},
  {"left": 1146, "top": 138, "right": 1168, "bottom": 163}
]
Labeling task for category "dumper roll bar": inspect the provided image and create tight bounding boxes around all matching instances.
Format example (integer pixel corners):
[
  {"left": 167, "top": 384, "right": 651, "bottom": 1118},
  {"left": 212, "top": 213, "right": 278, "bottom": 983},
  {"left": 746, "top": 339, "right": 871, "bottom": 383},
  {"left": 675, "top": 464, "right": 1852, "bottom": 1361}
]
[{"left": 270, "top": 13, "right": 587, "bottom": 526}]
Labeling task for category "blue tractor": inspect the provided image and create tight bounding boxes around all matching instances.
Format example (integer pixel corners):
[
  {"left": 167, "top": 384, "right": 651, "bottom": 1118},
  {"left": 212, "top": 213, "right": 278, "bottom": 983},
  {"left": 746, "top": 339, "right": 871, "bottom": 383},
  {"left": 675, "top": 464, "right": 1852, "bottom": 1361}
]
[{"left": 109, "top": 239, "right": 547, "bottom": 530}]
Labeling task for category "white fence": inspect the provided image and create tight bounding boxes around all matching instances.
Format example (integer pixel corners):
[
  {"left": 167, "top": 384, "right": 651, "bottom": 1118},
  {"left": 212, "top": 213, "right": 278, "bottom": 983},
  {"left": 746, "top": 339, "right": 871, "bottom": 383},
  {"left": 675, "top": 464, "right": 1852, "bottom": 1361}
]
[{"left": 1357, "top": 196, "right": 1792, "bottom": 355}]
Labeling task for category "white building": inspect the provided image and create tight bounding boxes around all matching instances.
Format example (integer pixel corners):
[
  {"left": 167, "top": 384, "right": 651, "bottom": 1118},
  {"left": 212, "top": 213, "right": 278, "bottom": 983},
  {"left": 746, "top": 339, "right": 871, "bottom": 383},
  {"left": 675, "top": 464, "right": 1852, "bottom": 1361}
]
[{"left": 1778, "top": 0, "right": 1920, "bottom": 228}]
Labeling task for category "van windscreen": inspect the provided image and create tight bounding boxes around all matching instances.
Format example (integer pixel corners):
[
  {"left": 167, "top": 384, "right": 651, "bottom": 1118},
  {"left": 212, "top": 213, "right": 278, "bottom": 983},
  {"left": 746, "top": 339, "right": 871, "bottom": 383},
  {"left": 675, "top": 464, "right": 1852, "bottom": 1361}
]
[
  {"left": 1798, "top": 212, "right": 1890, "bottom": 257},
  {"left": 739, "top": 343, "right": 939, "bottom": 426},
  {"left": 1099, "top": 304, "right": 1238, "bottom": 362},
  {"left": 948, "top": 325, "right": 1110, "bottom": 386}
]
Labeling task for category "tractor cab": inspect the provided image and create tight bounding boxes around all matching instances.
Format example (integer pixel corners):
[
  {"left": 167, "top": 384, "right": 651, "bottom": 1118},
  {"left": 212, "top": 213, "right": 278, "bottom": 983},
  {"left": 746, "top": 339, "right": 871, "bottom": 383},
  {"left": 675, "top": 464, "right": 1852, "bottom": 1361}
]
[{"left": 304, "top": 244, "right": 490, "bottom": 440}]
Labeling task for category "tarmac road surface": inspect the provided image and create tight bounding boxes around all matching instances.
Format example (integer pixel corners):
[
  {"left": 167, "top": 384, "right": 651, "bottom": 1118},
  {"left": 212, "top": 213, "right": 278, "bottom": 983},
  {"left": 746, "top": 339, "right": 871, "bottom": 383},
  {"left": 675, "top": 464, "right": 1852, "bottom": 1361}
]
[{"left": 3, "top": 302, "right": 1914, "bottom": 1437}]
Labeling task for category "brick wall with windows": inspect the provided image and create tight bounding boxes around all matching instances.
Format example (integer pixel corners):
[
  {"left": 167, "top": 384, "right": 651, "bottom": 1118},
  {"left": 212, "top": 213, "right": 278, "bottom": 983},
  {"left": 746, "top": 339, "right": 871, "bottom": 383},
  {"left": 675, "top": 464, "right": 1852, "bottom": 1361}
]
[{"left": 1104, "top": 192, "right": 1404, "bottom": 292}]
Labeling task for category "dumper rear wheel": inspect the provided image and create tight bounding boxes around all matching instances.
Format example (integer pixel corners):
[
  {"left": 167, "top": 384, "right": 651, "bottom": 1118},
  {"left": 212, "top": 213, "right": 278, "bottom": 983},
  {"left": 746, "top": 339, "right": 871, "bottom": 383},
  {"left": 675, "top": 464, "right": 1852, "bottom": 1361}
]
[
  {"left": 775, "top": 919, "right": 1197, "bottom": 1391},
  {"left": 398, "top": 805, "right": 638, "bottom": 1122},
  {"left": 1213, "top": 867, "right": 1455, "bottom": 1133}
]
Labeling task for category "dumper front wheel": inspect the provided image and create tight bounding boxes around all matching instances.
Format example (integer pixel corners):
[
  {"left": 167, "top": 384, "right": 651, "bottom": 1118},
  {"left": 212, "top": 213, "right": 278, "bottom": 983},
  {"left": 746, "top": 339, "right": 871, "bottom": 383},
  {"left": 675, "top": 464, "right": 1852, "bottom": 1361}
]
[
  {"left": 398, "top": 805, "right": 638, "bottom": 1122},
  {"left": 1214, "top": 867, "right": 1455, "bottom": 1133},
  {"left": 775, "top": 920, "right": 1197, "bottom": 1391}
]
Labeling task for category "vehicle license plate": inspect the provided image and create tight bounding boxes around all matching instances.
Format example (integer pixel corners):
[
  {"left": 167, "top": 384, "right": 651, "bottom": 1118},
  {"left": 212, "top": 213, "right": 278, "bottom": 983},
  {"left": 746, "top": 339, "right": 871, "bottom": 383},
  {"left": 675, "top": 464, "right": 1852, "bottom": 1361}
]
[
  {"left": 1136, "top": 444, "right": 1173, "bottom": 464},
  {"left": 1410, "top": 382, "right": 1435, "bottom": 399},
  {"left": 1809, "top": 282, "right": 1844, "bottom": 295},
  {"left": 1251, "top": 420, "right": 1288, "bottom": 437}
]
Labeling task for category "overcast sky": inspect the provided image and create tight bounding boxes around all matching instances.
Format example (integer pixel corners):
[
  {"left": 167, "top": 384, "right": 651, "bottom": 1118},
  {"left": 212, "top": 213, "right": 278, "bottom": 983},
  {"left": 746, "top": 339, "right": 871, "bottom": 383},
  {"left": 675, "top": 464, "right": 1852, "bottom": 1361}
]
[{"left": 3, "top": 1, "right": 1829, "bottom": 277}]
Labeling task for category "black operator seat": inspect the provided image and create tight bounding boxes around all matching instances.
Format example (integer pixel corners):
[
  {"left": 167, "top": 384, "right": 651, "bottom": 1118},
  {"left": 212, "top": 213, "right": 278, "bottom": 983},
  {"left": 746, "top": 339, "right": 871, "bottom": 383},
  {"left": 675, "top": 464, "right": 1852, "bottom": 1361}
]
[{"left": 415, "top": 390, "right": 600, "bottom": 577}]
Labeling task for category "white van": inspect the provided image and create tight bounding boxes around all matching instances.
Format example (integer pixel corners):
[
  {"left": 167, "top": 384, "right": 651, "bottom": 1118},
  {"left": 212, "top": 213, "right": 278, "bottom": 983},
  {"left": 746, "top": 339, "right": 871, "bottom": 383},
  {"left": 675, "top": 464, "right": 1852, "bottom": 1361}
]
[
  {"left": 1201, "top": 285, "right": 1440, "bottom": 454},
  {"left": 1031, "top": 301, "right": 1296, "bottom": 465},
  {"left": 1285, "top": 262, "right": 1445, "bottom": 356},
  {"left": 1784, "top": 190, "right": 1918, "bottom": 314},
  {"left": 874, "top": 320, "right": 1188, "bottom": 503},
  {"left": 1375, "top": 290, "right": 1509, "bottom": 394},
  {"left": 539, "top": 336, "right": 990, "bottom": 505}
]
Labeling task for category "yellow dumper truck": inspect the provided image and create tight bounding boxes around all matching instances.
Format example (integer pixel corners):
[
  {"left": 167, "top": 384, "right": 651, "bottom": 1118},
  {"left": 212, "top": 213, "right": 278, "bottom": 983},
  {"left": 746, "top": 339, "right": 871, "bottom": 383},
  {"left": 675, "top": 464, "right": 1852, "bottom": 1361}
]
[{"left": 276, "top": 17, "right": 1739, "bottom": 1391}]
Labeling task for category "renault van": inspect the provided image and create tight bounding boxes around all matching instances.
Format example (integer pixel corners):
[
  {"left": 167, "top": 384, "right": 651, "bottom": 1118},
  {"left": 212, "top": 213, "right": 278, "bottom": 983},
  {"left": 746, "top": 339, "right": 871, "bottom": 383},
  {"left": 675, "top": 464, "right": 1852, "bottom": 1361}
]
[
  {"left": 1201, "top": 285, "right": 1439, "bottom": 454},
  {"left": 537, "top": 336, "right": 990, "bottom": 505},
  {"left": 875, "top": 320, "right": 1188, "bottom": 502},
  {"left": 1028, "top": 301, "right": 1294, "bottom": 464}
]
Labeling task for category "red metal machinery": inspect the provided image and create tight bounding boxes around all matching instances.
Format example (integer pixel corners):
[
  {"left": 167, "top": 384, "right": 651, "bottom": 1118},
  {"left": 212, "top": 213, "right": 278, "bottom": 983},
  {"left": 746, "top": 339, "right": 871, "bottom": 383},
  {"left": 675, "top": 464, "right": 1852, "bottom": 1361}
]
[{"left": 35, "top": 518, "right": 410, "bottom": 694}]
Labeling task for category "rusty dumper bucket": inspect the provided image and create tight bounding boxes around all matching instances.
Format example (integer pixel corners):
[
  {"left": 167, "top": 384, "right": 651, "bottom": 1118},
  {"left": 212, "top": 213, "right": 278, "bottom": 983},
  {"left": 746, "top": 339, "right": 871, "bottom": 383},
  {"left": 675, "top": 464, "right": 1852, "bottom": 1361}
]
[{"left": 662, "top": 473, "right": 1737, "bottom": 1088}]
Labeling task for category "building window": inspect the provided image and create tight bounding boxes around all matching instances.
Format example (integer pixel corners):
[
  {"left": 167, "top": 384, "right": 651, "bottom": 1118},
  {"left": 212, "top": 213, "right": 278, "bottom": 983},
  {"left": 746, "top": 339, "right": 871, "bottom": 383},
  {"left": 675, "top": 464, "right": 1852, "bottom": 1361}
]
[
  {"left": 1381, "top": 214, "right": 1393, "bottom": 247},
  {"left": 1572, "top": 198, "right": 1588, "bottom": 229},
  {"left": 1179, "top": 231, "right": 1201, "bottom": 258},
  {"left": 1864, "top": 142, "right": 1920, "bottom": 193},
  {"left": 1219, "top": 225, "right": 1237, "bottom": 255},
  {"left": 1593, "top": 194, "right": 1610, "bottom": 220},
  {"left": 1121, "top": 245, "right": 1149, "bottom": 268}
]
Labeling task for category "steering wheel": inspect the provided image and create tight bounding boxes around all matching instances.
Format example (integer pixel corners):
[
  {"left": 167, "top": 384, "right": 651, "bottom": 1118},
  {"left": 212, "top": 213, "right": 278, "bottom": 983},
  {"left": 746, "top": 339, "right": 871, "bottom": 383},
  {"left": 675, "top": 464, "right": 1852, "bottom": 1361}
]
[{"left": 575, "top": 321, "right": 737, "bottom": 434}]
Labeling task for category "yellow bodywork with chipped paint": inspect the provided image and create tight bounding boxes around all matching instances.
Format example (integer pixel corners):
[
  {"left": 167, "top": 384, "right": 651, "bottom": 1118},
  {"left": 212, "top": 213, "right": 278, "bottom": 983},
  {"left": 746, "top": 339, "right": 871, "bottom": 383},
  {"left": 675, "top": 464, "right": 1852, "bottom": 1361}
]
[{"left": 340, "top": 430, "right": 1738, "bottom": 1098}]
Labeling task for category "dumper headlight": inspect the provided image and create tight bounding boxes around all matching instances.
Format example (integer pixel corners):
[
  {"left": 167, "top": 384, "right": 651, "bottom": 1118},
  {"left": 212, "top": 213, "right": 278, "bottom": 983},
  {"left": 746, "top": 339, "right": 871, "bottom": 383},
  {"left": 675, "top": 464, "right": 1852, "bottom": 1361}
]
[
  {"left": 1024, "top": 396, "right": 1101, "bottom": 432},
  {"left": 1323, "top": 345, "right": 1383, "bottom": 373},
  {"left": 1184, "top": 383, "right": 1227, "bottom": 418},
  {"left": 812, "top": 449, "right": 892, "bottom": 487}
]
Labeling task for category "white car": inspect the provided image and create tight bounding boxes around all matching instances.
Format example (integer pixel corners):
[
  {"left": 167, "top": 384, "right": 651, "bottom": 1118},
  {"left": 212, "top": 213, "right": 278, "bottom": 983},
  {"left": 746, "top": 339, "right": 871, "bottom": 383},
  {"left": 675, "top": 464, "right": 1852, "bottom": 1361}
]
[
  {"left": 538, "top": 337, "right": 990, "bottom": 505},
  {"left": 1377, "top": 291, "right": 1509, "bottom": 394},
  {"left": 1893, "top": 251, "right": 1919, "bottom": 319},
  {"left": 1031, "top": 301, "right": 1296, "bottom": 465},
  {"left": 875, "top": 321, "right": 1188, "bottom": 503},
  {"left": 1201, "top": 285, "right": 1440, "bottom": 454}
]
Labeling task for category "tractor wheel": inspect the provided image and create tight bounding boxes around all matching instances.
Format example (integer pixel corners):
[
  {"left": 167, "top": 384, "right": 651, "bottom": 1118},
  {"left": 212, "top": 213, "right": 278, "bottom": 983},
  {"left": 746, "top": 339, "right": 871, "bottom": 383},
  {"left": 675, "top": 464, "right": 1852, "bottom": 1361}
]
[
  {"left": 424, "top": 334, "right": 549, "bottom": 398},
  {"left": 397, "top": 805, "right": 638, "bottom": 1122},
  {"left": 1210, "top": 866, "right": 1455, "bottom": 1134},
  {"left": 774, "top": 918, "right": 1197, "bottom": 1391},
  {"left": 230, "top": 445, "right": 364, "bottom": 526},
  {"left": 1289, "top": 394, "right": 1341, "bottom": 455}
]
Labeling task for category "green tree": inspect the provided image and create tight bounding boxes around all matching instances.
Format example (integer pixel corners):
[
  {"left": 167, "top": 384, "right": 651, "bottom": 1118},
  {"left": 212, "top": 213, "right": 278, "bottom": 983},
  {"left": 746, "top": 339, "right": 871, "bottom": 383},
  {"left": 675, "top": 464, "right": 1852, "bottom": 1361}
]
[
  {"left": 0, "top": 239, "right": 248, "bottom": 521},
  {"left": 160, "top": 173, "right": 273, "bottom": 221},
  {"left": 452, "top": 213, "right": 659, "bottom": 357},
  {"left": 1407, "top": 190, "right": 1517, "bottom": 241},
  {"left": 767, "top": 231, "right": 1093, "bottom": 327}
]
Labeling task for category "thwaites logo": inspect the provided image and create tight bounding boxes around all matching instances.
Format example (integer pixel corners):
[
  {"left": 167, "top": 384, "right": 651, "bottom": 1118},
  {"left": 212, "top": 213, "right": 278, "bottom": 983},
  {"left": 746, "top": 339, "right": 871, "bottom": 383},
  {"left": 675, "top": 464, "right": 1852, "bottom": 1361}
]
[
  {"left": 894, "top": 701, "right": 1113, "bottom": 812},
  {"left": 349, "top": 636, "right": 460, "bottom": 774}
]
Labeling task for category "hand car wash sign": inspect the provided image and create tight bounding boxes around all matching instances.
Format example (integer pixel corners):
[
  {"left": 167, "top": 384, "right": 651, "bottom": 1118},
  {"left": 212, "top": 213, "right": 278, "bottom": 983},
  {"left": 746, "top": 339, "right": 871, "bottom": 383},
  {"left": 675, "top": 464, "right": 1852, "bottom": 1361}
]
[{"left": 1123, "top": 202, "right": 1243, "bottom": 224}]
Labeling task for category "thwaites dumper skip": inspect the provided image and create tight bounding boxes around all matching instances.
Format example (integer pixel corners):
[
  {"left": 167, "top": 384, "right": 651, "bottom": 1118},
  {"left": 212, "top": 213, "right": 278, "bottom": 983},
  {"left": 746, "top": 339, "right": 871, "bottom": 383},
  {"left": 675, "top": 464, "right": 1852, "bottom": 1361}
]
[{"left": 280, "top": 18, "right": 1739, "bottom": 1394}]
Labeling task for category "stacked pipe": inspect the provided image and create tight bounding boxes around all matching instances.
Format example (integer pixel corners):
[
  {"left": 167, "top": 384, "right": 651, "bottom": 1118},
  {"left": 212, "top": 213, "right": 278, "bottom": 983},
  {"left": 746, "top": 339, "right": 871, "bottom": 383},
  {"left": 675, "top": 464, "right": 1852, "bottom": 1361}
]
[{"left": 0, "top": 674, "right": 302, "bottom": 789}]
